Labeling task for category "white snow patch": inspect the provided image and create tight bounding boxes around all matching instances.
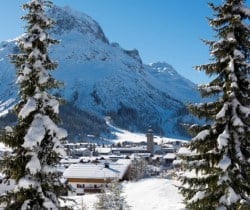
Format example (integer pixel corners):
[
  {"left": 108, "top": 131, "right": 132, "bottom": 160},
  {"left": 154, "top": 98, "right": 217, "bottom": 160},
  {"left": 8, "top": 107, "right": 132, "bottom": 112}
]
[
  {"left": 21, "top": 200, "right": 31, "bottom": 210},
  {"left": 43, "top": 198, "right": 57, "bottom": 210},
  {"left": 21, "top": 40, "right": 32, "bottom": 49},
  {"left": 218, "top": 155, "right": 231, "bottom": 172},
  {"left": 216, "top": 103, "right": 228, "bottom": 120},
  {"left": 232, "top": 116, "right": 244, "bottom": 127},
  {"left": 23, "top": 66, "right": 32, "bottom": 75},
  {"left": 226, "top": 32, "right": 235, "bottom": 42},
  {"left": 105, "top": 118, "right": 187, "bottom": 144},
  {"left": 193, "top": 129, "right": 209, "bottom": 141},
  {"left": 26, "top": 153, "right": 41, "bottom": 174},
  {"left": 239, "top": 105, "right": 250, "bottom": 117},
  {"left": 233, "top": 49, "right": 244, "bottom": 59},
  {"left": 47, "top": 98, "right": 59, "bottom": 114},
  {"left": 217, "top": 130, "right": 229, "bottom": 150},
  {"left": 234, "top": 138, "right": 243, "bottom": 161},
  {"left": 219, "top": 187, "right": 240, "bottom": 206},
  {"left": 39, "top": 32, "right": 47, "bottom": 42},
  {"left": 23, "top": 115, "right": 45, "bottom": 149},
  {"left": 43, "top": 115, "right": 67, "bottom": 139},
  {"left": 218, "top": 173, "right": 230, "bottom": 185},
  {"left": 239, "top": 5, "right": 250, "bottom": 16},
  {"left": 18, "top": 97, "right": 37, "bottom": 119},
  {"left": 52, "top": 138, "right": 66, "bottom": 157},
  {"left": 38, "top": 70, "right": 49, "bottom": 84},
  {"left": 123, "top": 178, "right": 185, "bottom": 210},
  {"left": 61, "top": 178, "right": 185, "bottom": 210},
  {"left": 61, "top": 194, "right": 98, "bottom": 210},
  {"left": 216, "top": 206, "right": 227, "bottom": 210},
  {"left": 15, "top": 177, "right": 38, "bottom": 191},
  {"left": 228, "top": 58, "right": 234, "bottom": 72},
  {"left": 189, "top": 191, "right": 206, "bottom": 203},
  {"left": 42, "top": 165, "right": 57, "bottom": 174}
]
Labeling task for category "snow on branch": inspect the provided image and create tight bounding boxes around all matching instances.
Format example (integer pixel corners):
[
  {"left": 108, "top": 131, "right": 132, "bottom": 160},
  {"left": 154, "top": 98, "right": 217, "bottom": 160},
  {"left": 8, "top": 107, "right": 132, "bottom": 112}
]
[
  {"left": 26, "top": 152, "right": 41, "bottom": 174},
  {"left": 23, "top": 114, "right": 46, "bottom": 149},
  {"left": 18, "top": 97, "right": 37, "bottom": 119},
  {"left": 217, "top": 129, "right": 229, "bottom": 150},
  {"left": 193, "top": 129, "right": 210, "bottom": 141}
]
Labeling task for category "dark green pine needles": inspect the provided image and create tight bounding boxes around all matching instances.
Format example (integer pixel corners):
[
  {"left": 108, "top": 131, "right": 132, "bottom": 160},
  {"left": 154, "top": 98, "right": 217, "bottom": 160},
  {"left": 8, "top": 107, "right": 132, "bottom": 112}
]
[
  {"left": 0, "top": 0, "right": 71, "bottom": 209},
  {"left": 179, "top": 0, "right": 250, "bottom": 209}
]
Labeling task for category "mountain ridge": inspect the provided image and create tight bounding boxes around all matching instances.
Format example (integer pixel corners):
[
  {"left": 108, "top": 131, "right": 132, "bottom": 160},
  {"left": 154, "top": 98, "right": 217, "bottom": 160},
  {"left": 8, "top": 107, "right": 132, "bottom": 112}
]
[{"left": 0, "top": 5, "right": 200, "bottom": 140}]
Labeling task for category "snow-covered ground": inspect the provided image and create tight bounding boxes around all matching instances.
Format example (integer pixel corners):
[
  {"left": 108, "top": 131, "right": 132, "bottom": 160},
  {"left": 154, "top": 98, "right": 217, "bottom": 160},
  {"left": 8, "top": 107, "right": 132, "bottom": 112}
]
[
  {"left": 62, "top": 178, "right": 185, "bottom": 210},
  {"left": 123, "top": 178, "right": 185, "bottom": 210},
  {"left": 61, "top": 194, "right": 98, "bottom": 210},
  {"left": 0, "top": 121, "right": 187, "bottom": 210},
  {"left": 106, "top": 118, "right": 188, "bottom": 144}
]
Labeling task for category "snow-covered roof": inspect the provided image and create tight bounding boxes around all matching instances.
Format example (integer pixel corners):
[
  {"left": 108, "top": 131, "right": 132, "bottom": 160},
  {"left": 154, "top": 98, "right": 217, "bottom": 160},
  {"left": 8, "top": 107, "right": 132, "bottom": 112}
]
[
  {"left": 74, "top": 148, "right": 89, "bottom": 152},
  {"left": 162, "top": 144, "right": 174, "bottom": 148},
  {"left": 177, "top": 147, "right": 195, "bottom": 155},
  {"left": 116, "top": 159, "right": 132, "bottom": 165},
  {"left": 152, "top": 155, "right": 163, "bottom": 160},
  {"left": 163, "top": 153, "right": 176, "bottom": 159},
  {"left": 60, "top": 158, "right": 80, "bottom": 164},
  {"left": 112, "top": 147, "right": 146, "bottom": 152},
  {"left": 95, "top": 147, "right": 112, "bottom": 154},
  {"left": 173, "top": 159, "right": 182, "bottom": 165},
  {"left": 63, "top": 161, "right": 130, "bottom": 180}
]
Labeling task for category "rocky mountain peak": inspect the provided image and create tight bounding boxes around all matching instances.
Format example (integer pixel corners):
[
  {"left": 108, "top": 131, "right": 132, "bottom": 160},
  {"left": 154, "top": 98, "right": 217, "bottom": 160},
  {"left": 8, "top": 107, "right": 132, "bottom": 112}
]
[
  {"left": 0, "top": 5, "right": 201, "bottom": 140},
  {"left": 47, "top": 5, "right": 109, "bottom": 43},
  {"left": 148, "top": 62, "right": 177, "bottom": 75}
]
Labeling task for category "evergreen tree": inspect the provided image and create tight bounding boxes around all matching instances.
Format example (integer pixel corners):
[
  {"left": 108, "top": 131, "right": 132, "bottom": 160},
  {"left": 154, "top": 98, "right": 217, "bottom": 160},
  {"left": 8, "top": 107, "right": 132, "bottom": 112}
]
[
  {"left": 128, "top": 157, "right": 148, "bottom": 181},
  {"left": 95, "top": 180, "right": 130, "bottom": 210},
  {"left": 0, "top": 0, "right": 70, "bottom": 209},
  {"left": 179, "top": 0, "right": 250, "bottom": 209}
]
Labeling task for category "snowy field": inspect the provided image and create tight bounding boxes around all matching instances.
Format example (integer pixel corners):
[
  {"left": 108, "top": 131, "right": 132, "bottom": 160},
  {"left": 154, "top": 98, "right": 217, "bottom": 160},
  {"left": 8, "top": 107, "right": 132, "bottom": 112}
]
[
  {"left": 123, "top": 178, "right": 185, "bottom": 210},
  {"left": 62, "top": 178, "right": 185, "bottom": 210},
  {"left": 106, "top": 118, "right": 188, "bottom": 145}
]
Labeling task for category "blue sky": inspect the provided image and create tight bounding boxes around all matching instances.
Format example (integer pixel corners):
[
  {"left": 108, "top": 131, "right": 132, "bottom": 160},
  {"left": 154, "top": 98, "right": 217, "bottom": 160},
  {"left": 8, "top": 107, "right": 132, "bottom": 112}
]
[{"left": 0, "top": 0, "right": 247, "bottom": 84}]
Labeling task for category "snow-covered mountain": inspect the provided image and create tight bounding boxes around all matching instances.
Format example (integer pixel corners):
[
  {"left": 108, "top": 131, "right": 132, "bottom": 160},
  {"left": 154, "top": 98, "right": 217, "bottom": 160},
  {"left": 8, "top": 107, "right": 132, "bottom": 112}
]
[{"left": 0, "top": 5, "right": 200, "bottom": 140}]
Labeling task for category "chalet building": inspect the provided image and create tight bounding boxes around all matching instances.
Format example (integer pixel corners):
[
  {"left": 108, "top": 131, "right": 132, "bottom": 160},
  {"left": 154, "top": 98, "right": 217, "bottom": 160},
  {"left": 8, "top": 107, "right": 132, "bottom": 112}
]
[
  {"left": 95, "top": 147, "right": 112, "bottom": 156},
  {"left": 71, "top": 148, "right": 91, "bottom": 157},
  {"left": 63, "top": 159, "right": 131, "bottom": 195},
  {"left": 161, "top": 146, "right": 175, "bottom": 154},
  {"left": 60, "top": 158, "right": 80, "bottom": 168},
  {"left": 111, "top": 147, "right": 148, "bottom": 155},
  {"left": 163, "top": 153, "right": 176, "bottom": 166}
]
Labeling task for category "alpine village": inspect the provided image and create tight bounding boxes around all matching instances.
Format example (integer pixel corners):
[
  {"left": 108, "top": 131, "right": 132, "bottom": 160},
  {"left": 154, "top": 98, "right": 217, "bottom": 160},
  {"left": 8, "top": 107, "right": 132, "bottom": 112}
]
[{"left": 0, "top": 0, "right": 249, "bottom": 210}]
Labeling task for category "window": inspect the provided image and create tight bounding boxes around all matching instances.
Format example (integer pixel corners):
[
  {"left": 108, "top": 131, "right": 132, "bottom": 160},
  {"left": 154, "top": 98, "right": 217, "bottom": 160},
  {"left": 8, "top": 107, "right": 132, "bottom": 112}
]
[
  {"left": 77, "top": 184, "right": 83, "bottom": 188},
  {"left": 77, "top": 184, "right": 85, "bottom": 188}
]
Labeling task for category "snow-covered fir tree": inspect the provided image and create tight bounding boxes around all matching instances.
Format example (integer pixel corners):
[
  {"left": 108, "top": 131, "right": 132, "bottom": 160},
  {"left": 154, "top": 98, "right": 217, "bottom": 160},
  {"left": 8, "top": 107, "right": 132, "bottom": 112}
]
[
  {"left": 179, "top": 0, "right": 250, "bottom": 209},
  {"left": 0, "top": 0, "right": 71, "bottom": 209},
  {"left": 128, "top": 157, "right": 148, "bottom": 181},
  {"left": 95, "top": 180, "right": 130, "bottom": 210}
]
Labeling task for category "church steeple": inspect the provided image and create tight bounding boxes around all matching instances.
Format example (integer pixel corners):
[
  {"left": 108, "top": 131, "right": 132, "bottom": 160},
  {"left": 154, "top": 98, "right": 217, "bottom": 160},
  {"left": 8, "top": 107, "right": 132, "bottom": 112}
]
[{"left": 146, "top": 127, "right": 154, "bottom": 155}]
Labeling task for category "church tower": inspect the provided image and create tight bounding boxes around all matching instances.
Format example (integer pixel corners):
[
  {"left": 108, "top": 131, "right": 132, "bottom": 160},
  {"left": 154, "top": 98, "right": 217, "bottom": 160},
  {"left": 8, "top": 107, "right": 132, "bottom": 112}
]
[{"left": 146, "top": 128, "right": 154, "bottom": 155}]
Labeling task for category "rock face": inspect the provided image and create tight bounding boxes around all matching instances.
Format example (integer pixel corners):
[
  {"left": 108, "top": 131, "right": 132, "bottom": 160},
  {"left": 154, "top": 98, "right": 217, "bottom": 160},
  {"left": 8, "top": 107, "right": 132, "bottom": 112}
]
[{"left": 0, "top": 5, "right": 200, "bottom": 140}]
